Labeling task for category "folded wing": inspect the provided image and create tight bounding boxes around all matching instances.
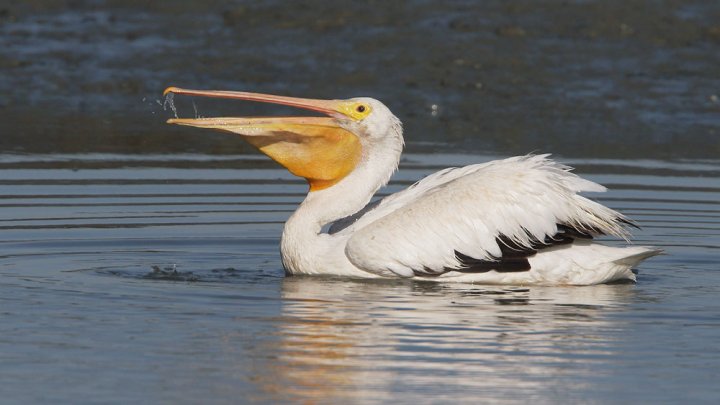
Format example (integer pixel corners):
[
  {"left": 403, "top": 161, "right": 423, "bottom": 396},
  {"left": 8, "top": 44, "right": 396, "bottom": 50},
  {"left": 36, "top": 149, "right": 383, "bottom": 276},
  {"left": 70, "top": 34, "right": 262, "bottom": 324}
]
[{"left": 343, "top": 155, "right": 633, "bottom": 277}]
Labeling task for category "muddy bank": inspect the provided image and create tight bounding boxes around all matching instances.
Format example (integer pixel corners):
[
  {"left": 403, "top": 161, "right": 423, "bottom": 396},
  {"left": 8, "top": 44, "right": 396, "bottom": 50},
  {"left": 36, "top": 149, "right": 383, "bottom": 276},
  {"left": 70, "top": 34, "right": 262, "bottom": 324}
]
[{"left": 0, "top": 0, "right": 718, "bottom": 158}]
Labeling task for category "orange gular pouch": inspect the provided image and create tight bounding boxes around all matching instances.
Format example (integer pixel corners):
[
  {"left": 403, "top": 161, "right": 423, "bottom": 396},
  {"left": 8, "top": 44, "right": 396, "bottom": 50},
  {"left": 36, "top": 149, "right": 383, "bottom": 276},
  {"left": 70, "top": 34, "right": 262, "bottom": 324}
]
[{"left": 235, "top": 121, "right": 362, "bottom": 191}]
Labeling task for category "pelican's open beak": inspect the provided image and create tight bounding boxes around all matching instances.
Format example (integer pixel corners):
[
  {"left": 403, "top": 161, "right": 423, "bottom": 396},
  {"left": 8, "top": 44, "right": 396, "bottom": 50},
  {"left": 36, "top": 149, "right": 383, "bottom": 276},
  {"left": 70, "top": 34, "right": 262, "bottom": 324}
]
[{"left": 164, "top": 87, "right": 368, "bottom": 191}]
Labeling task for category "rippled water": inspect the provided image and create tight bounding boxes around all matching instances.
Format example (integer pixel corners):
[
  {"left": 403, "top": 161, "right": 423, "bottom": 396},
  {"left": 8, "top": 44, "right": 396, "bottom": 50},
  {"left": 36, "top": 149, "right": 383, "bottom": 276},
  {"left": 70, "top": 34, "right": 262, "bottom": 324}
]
[
  {"left": 1, "top": 152, "right": 718, "bottom": 403},
  {"left": 1, "top": 0, "right": 718, "bottom": 402}
]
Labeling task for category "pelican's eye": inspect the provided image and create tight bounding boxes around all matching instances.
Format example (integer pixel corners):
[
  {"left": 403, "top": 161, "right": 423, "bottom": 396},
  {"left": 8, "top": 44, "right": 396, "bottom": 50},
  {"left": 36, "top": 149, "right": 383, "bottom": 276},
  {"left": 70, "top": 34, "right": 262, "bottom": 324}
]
[
  {"left": 339, "top": 101, "right": 372, "bottom": 120},
  {"left": 352, "top": 103, "right": 371, "bottom": 119}
]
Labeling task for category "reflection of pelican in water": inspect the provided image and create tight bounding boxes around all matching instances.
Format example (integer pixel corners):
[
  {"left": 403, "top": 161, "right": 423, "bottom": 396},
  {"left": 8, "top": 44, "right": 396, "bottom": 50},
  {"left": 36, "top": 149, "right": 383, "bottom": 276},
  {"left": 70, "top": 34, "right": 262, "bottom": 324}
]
[
  {"left": 165, "top": 87, "right": 659, "bottom": 284},
  {"left": 252, "top": 278, "right": 636, "bottom": 402}
]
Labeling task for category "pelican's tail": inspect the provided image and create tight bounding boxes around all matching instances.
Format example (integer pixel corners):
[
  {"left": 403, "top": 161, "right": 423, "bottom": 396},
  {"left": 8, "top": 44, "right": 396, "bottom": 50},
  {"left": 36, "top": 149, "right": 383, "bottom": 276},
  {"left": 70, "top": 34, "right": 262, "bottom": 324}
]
[
  {"left": 612, "top": 246, "right": 663, "bottom": 267},
  {"left": 581, "top": 245, "right": 663, "bottom": 284},
  {"left": 595, "top": 246, "right": 661, "bottom": 284},
  {"left": 523, "top": 242, "right": 663, "bottom": 285}
]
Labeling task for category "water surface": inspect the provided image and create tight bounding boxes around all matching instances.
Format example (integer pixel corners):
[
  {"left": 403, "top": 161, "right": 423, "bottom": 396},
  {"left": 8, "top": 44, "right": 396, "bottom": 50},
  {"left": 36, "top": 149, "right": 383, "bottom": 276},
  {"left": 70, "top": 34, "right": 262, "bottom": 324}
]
[
  {"left": 1, "top": 1, "right": 719, "bottom": 403},
  {"left": 1, "top": 153, "right": 718, "bottom": 403}
]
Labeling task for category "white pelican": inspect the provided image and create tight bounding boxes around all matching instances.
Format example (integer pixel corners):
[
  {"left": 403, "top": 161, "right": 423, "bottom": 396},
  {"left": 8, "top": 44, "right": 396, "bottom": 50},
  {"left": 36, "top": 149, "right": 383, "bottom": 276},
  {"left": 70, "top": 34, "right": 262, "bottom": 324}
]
[{"left": 164, "top": 87, "right": 660, "bottom": 285}]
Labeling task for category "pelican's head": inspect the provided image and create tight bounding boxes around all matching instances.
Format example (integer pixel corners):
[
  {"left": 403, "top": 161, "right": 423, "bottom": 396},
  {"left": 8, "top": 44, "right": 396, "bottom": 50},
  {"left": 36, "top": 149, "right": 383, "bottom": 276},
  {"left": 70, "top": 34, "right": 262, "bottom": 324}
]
[{"left": 164, "top": 87, "right": 402, "bottom": 192}]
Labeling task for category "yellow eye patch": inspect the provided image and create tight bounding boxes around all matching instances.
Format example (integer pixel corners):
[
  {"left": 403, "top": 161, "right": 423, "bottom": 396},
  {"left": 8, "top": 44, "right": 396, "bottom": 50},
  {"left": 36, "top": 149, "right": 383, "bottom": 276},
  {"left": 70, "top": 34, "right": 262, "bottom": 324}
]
[{"left": 337, "top": 101, "right": 372, "bottom": 121}]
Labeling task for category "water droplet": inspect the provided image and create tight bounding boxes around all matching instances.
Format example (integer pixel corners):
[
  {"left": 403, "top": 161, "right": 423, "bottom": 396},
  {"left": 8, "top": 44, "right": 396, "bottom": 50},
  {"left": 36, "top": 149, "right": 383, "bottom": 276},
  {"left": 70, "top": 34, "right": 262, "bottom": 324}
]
[{"left": 163, "top": 92, "right": 178, "bottom": 118}]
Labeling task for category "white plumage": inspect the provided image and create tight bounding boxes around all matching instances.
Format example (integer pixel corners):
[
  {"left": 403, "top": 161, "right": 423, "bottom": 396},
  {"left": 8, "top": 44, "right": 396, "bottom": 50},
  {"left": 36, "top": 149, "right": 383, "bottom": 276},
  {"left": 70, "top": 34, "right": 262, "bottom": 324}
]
[
  {"left": 345, "top": 155, "right": 635, "bottom": 276},
  {"left": 165, "top": 89, "right": 661, "bottom": 285}
]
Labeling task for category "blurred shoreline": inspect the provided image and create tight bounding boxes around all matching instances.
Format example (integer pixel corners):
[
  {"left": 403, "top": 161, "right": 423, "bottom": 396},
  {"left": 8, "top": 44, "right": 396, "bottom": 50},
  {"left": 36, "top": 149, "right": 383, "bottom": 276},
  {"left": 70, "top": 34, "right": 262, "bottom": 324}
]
[{"left": 1, "top": 1, "right": 718, "bottom": 158}]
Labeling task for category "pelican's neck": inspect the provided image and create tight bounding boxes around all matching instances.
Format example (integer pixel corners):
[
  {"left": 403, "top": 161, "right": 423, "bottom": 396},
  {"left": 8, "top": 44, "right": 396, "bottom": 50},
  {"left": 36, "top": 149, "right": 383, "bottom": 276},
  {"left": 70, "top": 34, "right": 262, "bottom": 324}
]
[
  {"left": 291, "top": 142, "right": 401, "bottom": 232},
  {"left": 281, "top": 126, "right": 403, "bottom": 273}
]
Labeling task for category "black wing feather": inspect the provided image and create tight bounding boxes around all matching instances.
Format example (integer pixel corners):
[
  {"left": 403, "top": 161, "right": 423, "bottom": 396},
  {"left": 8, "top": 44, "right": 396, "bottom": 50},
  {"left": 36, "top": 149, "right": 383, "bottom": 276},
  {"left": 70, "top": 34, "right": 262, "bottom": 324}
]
[{"left": 413, "top": 222, "right": 600, "bottom": 276}]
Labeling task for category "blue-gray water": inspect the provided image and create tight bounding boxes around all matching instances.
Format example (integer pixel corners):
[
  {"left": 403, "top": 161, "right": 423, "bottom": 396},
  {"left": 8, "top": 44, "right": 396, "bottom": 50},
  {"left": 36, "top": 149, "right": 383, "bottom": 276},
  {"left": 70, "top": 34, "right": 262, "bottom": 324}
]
[
  {"left": 1, "top": 153, "right": 718, "bottom": 403},
  {"left": 1, "top": 0, "right": 720, "bottom": 403}
]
